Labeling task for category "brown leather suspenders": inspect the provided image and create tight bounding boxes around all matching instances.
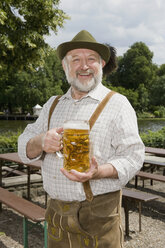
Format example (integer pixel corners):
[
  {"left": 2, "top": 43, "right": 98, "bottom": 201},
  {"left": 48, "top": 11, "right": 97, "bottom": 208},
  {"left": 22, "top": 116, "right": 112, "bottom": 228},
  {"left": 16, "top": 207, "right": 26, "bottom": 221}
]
[
  {"left": 83, "top": 90, "right": 116, "bottom": 201},
  {"left": 48, "top": 95, "right": 62, "bottom": 130},
  {"left": 47, "top": 90, "right": 116, "bottom": 201}
]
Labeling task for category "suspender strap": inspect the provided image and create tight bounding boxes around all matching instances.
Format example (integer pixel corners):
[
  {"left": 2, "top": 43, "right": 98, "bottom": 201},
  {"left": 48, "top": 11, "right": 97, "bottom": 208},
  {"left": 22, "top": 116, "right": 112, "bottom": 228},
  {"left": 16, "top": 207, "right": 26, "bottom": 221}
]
[
  {"left": 47, "top": 91, "right": 116, "bottom": 202},
  {"left": 48, "top": 95, "right": 61, "bottom": 130},
  {"left": 89, "top": 90, "right": 116, "bottom": 129},
  {"left": 83, "top": 90, "right": 116, "bottom": 202}
]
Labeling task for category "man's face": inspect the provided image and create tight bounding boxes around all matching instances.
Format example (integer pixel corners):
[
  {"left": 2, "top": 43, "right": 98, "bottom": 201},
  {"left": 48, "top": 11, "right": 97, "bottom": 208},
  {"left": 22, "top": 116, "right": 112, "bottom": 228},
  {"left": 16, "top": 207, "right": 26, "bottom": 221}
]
[{"left": 62, "top": 48, "right": 105, "bottom": 92}]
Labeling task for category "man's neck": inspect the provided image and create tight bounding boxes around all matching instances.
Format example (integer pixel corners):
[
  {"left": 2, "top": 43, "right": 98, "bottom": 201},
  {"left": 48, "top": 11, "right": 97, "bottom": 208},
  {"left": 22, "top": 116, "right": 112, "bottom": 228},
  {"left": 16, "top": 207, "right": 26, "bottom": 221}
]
[{"left": 71, "top": 87, "right": 88, "bottom": 100}]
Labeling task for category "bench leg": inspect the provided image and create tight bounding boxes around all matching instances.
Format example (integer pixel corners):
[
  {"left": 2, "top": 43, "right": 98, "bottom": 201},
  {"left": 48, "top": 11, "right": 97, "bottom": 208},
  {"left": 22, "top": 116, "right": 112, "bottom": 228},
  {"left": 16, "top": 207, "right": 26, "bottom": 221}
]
[
  {"left": 0, "top": 161, "right": 2, "bottom": 212},
  {"left": 45, "top": 192, "right": 48, "bottom": 208},
  {"left": 23, "top": 217, "right": 28, "bottom": 248},
  {"left": 138, "top": 202, "right": 142, "bottom": 232},
  {"left": 23, "top": 218, "right": 47, "bottom": 248},
  {"left": 27, "top": 167, "right": 31, "bottom": 200},
  {"left": 123, "top": 199, "right": 129, "bottom": 237},
  {"left": 44, "top": 221, "right": 48, "bottom": 248},
  {"left": 135, "top": 175, "right": 138, "bottom": 188}
]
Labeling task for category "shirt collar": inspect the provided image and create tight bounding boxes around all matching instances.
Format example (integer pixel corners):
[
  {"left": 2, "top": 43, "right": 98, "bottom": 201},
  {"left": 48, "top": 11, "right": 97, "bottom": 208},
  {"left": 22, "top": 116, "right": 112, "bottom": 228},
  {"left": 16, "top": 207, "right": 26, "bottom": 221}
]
[{"left": 59, "top": 83, "right": 110, "bottom": 102}]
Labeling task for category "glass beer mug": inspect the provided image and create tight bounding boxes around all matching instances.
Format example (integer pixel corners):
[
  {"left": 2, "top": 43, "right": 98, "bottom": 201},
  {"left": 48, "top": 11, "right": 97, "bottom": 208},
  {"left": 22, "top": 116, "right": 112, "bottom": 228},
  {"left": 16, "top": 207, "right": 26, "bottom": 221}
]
[{"left": 62, "top": 120, "right": 90, "bottom": 172}]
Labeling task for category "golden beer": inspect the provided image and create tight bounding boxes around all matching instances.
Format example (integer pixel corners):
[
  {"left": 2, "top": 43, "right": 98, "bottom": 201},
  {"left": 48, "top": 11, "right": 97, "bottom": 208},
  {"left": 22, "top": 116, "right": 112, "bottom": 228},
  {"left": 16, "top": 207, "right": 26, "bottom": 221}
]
[{"left": 63, "top": 120, "right": 90, "bottom": 172}]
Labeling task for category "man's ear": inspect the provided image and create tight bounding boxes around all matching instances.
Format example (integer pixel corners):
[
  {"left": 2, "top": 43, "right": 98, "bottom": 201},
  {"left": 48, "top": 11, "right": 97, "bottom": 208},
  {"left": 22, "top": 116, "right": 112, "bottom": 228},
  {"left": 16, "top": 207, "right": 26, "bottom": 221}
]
[
  {"left": 62, "top": 60, "right": 66, "bottom": 71},
  {"left": 102, "top": 59, "right": 106, "bottom": 68}
]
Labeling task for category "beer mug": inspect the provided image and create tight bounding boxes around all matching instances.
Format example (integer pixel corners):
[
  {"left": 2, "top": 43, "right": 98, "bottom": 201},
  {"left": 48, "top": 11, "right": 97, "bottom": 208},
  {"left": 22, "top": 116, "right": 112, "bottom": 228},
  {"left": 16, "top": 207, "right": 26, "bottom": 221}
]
[{"left": 62, "top": 120, "right": 90, "bottom": 172}]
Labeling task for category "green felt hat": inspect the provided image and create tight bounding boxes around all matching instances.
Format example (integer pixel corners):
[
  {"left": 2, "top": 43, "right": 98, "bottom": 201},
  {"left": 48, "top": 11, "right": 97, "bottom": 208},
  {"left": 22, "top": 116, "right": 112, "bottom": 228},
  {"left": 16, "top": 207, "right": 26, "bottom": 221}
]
[{"left": 57, "top": 30, "right": 111, "bottom": 63}]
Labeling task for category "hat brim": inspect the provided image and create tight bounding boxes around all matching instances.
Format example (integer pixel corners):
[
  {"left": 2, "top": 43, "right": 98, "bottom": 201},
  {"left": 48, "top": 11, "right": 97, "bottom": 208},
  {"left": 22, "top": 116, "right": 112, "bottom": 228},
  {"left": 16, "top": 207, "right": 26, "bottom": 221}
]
[{"left": 57, "top": 41, "right": 110, "bottom": 63}]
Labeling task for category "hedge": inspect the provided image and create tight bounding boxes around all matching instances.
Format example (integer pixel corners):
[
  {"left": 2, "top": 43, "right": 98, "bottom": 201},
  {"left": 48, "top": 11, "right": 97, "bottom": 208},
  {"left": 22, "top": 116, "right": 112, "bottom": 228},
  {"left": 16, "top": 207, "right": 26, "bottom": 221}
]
[
  {"left": 140, "top": 127, "right": 165, "bottom": 148},
  {"left": 0, "top": 130, "right": 22, "bottom": 153},
  {"left": 0, "top": 127, "right": 165, "bottom": 154}
]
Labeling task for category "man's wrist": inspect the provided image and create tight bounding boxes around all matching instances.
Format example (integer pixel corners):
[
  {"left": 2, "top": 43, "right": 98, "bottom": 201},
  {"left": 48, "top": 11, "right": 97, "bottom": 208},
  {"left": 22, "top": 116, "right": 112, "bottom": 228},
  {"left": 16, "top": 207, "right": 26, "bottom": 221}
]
[
  {"left": 26, "top": 133, "right": 45, "bottom": 159},
  {"left": 94, "top": 164, "right": 118, "bottom": 179}
]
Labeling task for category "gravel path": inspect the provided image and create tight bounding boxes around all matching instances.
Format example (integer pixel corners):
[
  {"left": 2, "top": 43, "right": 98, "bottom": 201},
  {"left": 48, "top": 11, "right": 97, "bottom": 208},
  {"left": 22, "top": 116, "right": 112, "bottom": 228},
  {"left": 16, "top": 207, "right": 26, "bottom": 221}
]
[{"left": 0, "top": 176, "right": 165, "bottom": 248}]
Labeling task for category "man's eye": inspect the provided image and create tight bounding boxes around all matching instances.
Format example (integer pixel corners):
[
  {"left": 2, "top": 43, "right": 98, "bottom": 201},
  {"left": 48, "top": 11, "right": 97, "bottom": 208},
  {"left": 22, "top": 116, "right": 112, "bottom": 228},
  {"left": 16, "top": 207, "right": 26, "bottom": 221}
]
[
  {"left": 73, "top": 58, "right": 79, "bottom": 62},
  {"left": 88, "top": 58, "right": 95, "bottom": 61}
]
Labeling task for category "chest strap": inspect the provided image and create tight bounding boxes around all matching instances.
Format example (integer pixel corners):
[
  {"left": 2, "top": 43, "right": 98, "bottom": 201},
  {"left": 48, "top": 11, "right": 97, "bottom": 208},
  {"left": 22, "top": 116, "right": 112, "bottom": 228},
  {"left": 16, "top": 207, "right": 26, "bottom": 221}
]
[{"left": 48, "top": 90, "right": 116, "bottom": 202}]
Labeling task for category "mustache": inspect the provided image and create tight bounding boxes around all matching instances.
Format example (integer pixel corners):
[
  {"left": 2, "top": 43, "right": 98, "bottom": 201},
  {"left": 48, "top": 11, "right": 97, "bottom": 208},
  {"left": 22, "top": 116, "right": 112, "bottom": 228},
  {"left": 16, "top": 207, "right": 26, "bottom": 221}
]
[{"left": 76, "top": 69, "right": 94, "bottom": 76}]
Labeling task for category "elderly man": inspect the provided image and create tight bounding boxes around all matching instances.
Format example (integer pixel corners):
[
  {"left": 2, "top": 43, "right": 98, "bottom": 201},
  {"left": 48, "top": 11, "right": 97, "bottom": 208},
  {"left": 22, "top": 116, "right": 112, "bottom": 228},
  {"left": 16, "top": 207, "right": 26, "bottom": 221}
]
[{"left": 18, "top": 30, "right": 144, "bottom": 248}]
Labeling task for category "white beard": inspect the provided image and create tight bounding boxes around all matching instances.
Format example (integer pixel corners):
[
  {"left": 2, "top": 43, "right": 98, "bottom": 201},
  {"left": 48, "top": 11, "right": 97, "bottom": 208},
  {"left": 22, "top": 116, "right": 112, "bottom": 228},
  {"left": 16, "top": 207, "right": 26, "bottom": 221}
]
[{"left": 64, "top": 64, "right": 103, "bottom": 93}]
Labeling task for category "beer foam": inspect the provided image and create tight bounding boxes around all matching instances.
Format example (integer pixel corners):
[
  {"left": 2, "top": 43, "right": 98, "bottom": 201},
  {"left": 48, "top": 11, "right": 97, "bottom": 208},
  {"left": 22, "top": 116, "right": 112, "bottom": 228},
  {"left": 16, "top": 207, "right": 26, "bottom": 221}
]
[{"left": 64, "top": 120, "right": 89, "bottom": 130}]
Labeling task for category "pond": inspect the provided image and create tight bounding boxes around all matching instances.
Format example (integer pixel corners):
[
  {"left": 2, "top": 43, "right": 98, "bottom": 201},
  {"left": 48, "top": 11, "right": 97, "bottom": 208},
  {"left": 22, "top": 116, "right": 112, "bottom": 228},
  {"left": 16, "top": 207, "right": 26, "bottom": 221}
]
[
  {"left": 0, "top": 120, "right": 33, "bottom": 134},
  {"left": 0, "top": 119, "right": 165, "bottom": 134},
  {"left": 138, "top": 119, "right": 165, "bottom": 133}
]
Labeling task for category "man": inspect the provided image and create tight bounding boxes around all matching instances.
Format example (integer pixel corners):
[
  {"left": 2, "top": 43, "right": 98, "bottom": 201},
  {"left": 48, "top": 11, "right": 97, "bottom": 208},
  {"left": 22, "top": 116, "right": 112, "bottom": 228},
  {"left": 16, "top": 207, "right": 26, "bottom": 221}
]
[{"left": 18, "top": 30, "right": 144, "bottom": 248}]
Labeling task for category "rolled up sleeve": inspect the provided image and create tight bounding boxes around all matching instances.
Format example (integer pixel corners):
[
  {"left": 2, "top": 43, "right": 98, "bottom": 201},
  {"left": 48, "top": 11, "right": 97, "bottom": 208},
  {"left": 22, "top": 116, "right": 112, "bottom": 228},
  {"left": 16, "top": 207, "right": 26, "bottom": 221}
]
[
  {"left": 107, "top": 99, "right": 145, "bottom": 186},
  {"left": 18, "top": 96, "right": 55, "bottom": 163}
]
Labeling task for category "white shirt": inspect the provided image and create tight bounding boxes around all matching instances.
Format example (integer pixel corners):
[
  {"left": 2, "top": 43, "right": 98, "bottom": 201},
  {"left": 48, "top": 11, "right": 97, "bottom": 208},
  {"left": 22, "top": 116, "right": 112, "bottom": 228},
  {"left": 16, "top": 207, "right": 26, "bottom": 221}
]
[{"left": 18, "top": 83, "right": 144, "bottom": 201}]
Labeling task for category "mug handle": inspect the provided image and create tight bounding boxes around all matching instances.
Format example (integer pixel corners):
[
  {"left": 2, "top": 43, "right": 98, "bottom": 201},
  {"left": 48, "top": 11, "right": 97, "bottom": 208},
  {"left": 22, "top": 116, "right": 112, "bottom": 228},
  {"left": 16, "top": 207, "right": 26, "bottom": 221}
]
[{"left": 56, "top": 151, "right": 63, "bottom": 158}]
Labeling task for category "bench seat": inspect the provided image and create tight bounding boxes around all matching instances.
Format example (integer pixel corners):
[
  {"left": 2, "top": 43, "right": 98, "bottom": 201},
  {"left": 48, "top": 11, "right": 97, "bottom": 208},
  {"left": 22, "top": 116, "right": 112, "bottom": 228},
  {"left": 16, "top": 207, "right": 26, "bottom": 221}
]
[
  {"left": 0, "top": 187, "right": 47, "bottom": 248},
  {"left": 135, "top": 171, "right": 165, "bottom": 188}
]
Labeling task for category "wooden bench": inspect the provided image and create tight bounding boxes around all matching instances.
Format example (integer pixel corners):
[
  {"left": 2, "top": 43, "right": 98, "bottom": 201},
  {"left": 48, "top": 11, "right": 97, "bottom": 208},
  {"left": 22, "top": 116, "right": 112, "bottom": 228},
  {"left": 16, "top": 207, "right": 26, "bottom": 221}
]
[
  {"left": 135, "top": 171, "right": 165, "bottom": 188},
  {"left": 143, "top": 159, "right": 165, "bottom": 175},
  {"left": 122, "top": 188, "right": 158, "bottom": 237},
  {"left": 145, "top": 147, "right": 165, "bottom": 157},
  {"left": 2, "top": 166, "right": 26, "bottom": 176},
  {"left": 0, "top": 153, "right": 42, "bottom": 201},
  {"left": 0, "top": 187, "right": 47, "bottom": 248}
]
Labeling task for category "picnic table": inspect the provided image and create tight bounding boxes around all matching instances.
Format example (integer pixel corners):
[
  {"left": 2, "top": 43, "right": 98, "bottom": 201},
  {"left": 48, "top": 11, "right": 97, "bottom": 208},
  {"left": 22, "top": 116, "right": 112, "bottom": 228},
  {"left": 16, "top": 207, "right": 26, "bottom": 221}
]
[
  {"left": 144, "top": 159, "right": 165, "bottom": 174},
  {"left": 145, "top": 147, "right": 165, "bottom": 157},
  {"left": 135, "top": 148, "right": 165, "bottom": 187},
  {"left": 0, "top": 152, "right": 42, "bottom": 202}
]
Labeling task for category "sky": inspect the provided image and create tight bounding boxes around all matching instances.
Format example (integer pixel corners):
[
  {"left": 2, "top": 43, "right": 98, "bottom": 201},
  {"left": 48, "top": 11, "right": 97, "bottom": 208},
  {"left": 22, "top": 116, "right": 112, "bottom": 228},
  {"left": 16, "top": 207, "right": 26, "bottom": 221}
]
[{"left": 45, "top": 0, "right": 165, "bottom": 66}]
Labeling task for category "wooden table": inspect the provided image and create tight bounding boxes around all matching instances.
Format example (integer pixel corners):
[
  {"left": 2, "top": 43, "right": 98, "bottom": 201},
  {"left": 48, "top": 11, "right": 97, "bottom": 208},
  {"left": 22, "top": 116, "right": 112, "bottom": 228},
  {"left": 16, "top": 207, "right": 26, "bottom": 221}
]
[
  {"left": 144, "top": 147, "right": 165, "bottom": 176},
  {"left": 122, "top": 188, "right": 158, "bottom": 236},
  {"left": 145, "top": 147, "right": 165, "bottom": 157},
  {"left": 0, "top": 152, "right": 42, "bottom": 207}
]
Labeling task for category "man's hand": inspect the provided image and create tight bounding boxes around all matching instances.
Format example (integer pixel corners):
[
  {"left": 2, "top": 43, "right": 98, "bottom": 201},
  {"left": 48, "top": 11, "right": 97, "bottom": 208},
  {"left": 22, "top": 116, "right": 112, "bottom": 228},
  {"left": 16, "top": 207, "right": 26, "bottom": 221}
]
[
  {"left": 26, "top": 127, "right": 63, "bottom": 159},
  {"left": 42, "top": 127, "right": 63, "bottom": 153},
  {"left": 60, "top": 157, "right": 118, "bottom": 182},
  {"left": 60, "top": 157, "right": 99, "bottom": 182}
]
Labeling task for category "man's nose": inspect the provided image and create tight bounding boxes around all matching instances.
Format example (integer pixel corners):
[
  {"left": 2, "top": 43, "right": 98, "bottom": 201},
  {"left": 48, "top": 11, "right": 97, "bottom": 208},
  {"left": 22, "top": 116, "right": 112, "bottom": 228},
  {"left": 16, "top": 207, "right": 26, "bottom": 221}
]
[{"left": 80, "top": 59, "right": 89, "bottom": 70}]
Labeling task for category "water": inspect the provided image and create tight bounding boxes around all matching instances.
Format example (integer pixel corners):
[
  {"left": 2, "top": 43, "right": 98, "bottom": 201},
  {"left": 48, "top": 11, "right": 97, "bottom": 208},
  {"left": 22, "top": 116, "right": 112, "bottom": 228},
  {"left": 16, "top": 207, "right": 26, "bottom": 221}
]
[
  {"left": 0, "top": 119, "right": 165, "bottom": 134},
  {"left": 0, "top": 120, "right": 34, "bottom": 134},
  {"left": 138, "top": 119, "right": 165, "bottom": 133}
]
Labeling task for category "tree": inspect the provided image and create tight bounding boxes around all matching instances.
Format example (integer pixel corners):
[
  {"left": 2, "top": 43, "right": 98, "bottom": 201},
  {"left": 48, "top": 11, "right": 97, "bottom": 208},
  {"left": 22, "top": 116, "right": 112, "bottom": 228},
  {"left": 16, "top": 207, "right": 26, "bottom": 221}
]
[
  {"left": 0, "top": 0, "right": 68, "bottom": 75},
  {"left": 0, "top": 49, "right": 68, "bottom": 113},
  {"left": 157, "top": 64, "right": 165, "bottom": 77},
  {"left": 41, "top": 49, "right": 69, "bottom": 95},
  {"left": 116, "top": 42, "right": 156, "bottom": 89},
  {"left": 0, "top": 0, "right": 69, "bottom": 112},
  {"left": 150, "top": 75, "right": 165, "bottom": 107},
  {"left": 136, "top": 84, "right": 149, "bottom": 112}
]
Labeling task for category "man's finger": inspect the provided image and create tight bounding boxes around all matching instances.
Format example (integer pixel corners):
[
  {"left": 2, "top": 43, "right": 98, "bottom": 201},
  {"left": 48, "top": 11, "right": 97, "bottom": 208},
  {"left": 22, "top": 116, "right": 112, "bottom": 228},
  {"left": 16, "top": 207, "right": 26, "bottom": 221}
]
[{"left": 56, "top": 127, "right": 64, "bottom": 134}]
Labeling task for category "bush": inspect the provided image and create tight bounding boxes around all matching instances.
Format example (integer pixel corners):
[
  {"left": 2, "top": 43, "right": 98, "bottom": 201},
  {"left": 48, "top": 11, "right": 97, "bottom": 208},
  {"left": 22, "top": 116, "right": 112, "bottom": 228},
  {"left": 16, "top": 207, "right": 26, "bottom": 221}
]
[
  {"left": 0, "top": 131, "right": 22, "bottom": 153},
  {"left": 140, "top": 127, "right": 165, "bottom": 148},
  {"left": 137, "top": 112, "right": 155, "bottom": 118},
  {"left": 1, "top": 127, "right": 165, "bottom": 154},
  {"left": 153, "top": 106, "right": 165, "bottom": 118}
]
